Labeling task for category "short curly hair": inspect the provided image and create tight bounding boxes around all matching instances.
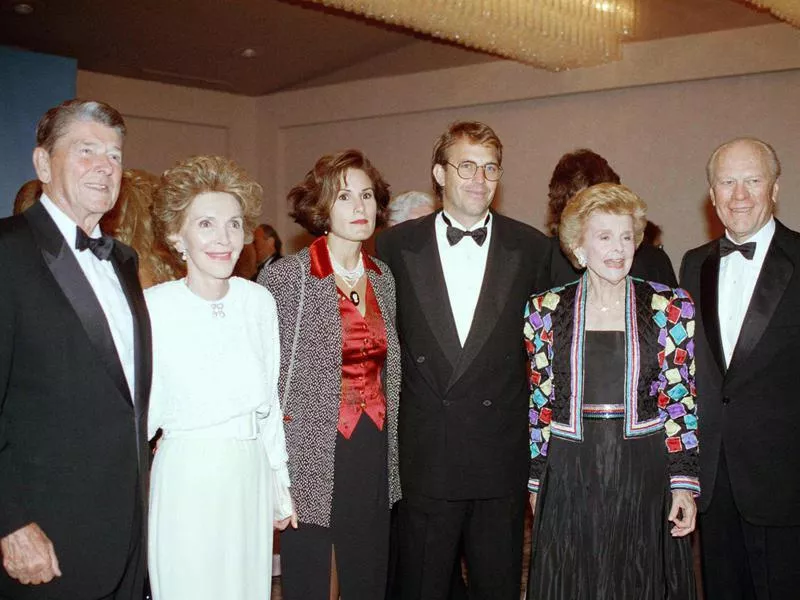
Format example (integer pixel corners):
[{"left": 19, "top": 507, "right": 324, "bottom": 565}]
[
  {"left": 288, "top": 149, "right": 391, "bottom": 236},
  {"left": 547, "top": 149, "right": 620, "bottom": 236},
  {"left": 558, "top": 183, "right": 646, "bottom": 269},
  {"left": 152, "top": 156, "right": 263, "bottom": 258}
]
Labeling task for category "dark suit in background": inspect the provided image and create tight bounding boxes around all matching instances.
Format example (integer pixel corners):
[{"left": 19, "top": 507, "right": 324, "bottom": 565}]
[{"left": 377, "top": 211, "right": 550, "bottom": 599}]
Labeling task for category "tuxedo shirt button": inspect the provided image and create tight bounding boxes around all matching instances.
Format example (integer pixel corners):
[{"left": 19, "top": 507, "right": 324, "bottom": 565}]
[
  {"left": 722, "top": 396, "right": 731, "bottom": 405},
  {"left": 442, "top": 399, "right": 451, "bottom": 407},
  {"left": 416, "top": 355, "right": 426, "bottom": 363}
]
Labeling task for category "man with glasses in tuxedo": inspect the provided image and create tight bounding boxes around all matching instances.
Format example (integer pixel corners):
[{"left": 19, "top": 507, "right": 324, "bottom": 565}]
[{"left": 377, "top": 121, "right": 551, "bottom": 599}]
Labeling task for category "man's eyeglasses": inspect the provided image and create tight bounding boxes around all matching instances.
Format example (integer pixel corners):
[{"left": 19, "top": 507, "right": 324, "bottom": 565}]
[{"left": 445, "top": 161, "right": 503, "bottom": 182}]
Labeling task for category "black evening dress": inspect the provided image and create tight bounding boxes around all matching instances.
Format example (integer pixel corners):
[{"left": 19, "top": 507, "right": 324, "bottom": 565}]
[{"left": 527, "top": 331, "right": 695, "bottom": 600}]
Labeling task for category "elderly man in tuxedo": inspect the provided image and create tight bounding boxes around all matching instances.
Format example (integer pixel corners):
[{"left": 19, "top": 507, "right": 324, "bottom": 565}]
[
  {"left": 680, "top": 137, "right": 800, "bottom": 598},
  {"left": 377, "top": 121, "right": 551, "bottom": 600},
  {"left": 0, "top": 99, "right": 151, "bottom": 599}
]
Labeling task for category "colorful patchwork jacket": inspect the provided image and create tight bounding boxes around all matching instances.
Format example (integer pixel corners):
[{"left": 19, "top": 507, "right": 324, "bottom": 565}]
[{"left": 524, "top": 274, "right": 699, "bottom": 496}]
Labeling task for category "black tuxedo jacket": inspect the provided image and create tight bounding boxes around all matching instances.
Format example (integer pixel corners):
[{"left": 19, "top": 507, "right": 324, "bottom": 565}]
[
  {"left": 0, "top": 202, "right": 151, "bottom": 598},
  {"left": 680, "top": 220, "right": 800, "bottom": 526},
  {"left": 376, "top": 212, "right": 551, "bottom": 500}
]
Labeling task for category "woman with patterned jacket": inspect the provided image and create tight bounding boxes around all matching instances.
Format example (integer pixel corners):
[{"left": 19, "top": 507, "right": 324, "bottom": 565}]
[
  {"left": 523, "top": 183, "right": 699, "bottom": 599},
  {"left": 259, "top": 149, "right": 401, "bottom": 600}
]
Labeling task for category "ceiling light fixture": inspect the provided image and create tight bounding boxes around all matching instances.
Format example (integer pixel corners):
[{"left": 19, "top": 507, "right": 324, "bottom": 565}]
[
  {"left": 746, "top": 0, "right": 800, "bottom": 27},
  {"left": 240, "top": 48, "right": 259, "bottom": 59},
  {"left": 12, "top": 2, "right": 35, "bottom": 15},
  {"left": 307, "top": 0, "right": 637, "bottom": 70}
]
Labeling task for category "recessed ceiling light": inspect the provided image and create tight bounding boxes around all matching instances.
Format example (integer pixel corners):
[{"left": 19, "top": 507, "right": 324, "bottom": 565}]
[
  {"left": 240, "top": 48, "right": 258, "bottom": 59},
  {"left": 12, "top": 2, "right": 35, "bottom": 15}
]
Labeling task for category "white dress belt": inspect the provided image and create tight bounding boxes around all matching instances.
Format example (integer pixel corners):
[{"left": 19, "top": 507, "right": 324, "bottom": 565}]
[{"left": 163, "top": 411, "right": 259, "bottom": 440}]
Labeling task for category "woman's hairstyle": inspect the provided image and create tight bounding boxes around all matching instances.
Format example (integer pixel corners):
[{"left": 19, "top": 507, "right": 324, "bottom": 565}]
[
  {"left": 547, "top": 149, "right": 620, "bottom": 236},
  {"left": 152, "top": 155, "right": 263, "bottom": 259},
  {"left": 387, "top": 190, "right": 436, "bottom": 226},
  {"left": 558, "top": 183, "right": 647, "bottom": 269},
  {"left": 101, "top": 169, "right": 183, "bottom": 287},
  {"left": 288, "top": 149, "right": 391, "bottom": 236},
  {"left": 431, "top": 121, "right": 503, "bottom": 201},
  {"left": 36, "top": 99, "right": 126, "bottom": 154},
  {"left": 13, "top": 180, "right": 42, "bottom": 215}
]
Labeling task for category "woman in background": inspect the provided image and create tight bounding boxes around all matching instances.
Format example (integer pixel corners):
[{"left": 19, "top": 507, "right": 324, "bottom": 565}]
[
  {"left": 261, "top": 149, "right": 401, "bottom": 599},
  {"left": 546, "top": 149, "right": 677, "bottom": 287},
  {"left": 147, "top": 155, "right": 293, "bottom": 600}
]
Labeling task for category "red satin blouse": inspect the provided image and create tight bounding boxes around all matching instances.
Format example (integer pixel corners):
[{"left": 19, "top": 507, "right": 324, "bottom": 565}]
[{"left": 337, "top": 280, "right": 388, "bottom": 439}]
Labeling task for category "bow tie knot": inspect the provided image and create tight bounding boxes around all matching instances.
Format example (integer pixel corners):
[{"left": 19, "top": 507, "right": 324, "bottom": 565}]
[
  {"left": 442, "top": 213, "right": 489, "bottom": 247},
  {"left": 75, "top": 227, "right": 114, "bottom": 261},
  {"left": 719, "top": 238, "right": 756, "bottom": 260}
]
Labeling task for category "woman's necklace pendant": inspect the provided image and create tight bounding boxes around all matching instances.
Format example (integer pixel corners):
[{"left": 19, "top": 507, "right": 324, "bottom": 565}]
[{"left": 350, "top": 290, "right": 361, "bottom": 306}]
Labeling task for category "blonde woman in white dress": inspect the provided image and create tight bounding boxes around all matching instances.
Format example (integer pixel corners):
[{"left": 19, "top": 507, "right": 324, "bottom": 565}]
[{"left": 147, "top": 155, "right": 295, "bottom": 600}]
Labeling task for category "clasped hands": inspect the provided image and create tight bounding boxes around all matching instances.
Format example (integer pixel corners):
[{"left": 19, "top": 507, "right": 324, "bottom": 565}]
[{"left": 1, "top": 522, "right": 61, "bottom": 585}]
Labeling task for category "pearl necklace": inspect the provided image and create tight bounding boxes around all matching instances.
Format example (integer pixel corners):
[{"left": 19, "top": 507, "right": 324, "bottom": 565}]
[{"left": 330, "top": 251, "right": 365, "bottom": 306}]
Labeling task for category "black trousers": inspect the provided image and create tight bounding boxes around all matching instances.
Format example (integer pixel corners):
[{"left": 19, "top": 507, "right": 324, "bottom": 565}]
[
  {"left": 397, "top": 492, "right": 526, "bottom": 600},
  {"left": 701, "top": 451, "right": 800, "bottom": 600}
]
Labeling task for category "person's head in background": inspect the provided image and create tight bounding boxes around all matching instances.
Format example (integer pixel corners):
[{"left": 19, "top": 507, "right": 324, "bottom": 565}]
[
  {"left": 253, "top": 223, "right": 282, "bottom": 265},
  {"left": 387, "top": 190, "right": 436, "bottom": 226},
  {"left": 101, "top": 169, "right": 184, "bottom": 288},
  {"left": 547, "top": 149, "right": 620, "bottom": 237},
  {"left": 642, "top": 221, "right": 664, "bottom": 249},
  {"left": 13, "top": 180, "right": 42, "bottom": 215}
]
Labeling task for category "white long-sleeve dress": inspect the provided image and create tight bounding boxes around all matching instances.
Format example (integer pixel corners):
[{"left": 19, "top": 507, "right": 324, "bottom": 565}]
[{"left": 146, "top": 277, "right": 292, "bottom": 600}]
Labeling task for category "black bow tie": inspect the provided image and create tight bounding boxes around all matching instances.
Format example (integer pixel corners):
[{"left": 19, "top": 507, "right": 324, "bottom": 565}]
[
  {"left": 75, "top": 227, "right": 114, "bottom": 261},
  {"left": 442, "top": 212, "right": 489, "bottom": 247},
  {"left": 719, "top": 238, "right": 756, "bottom": 260}
]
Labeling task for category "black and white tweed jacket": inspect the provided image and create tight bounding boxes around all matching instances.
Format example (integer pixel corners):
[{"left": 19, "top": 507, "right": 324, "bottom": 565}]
[{"left": 260, "top": 237, "right": 402, "bottom": 528}]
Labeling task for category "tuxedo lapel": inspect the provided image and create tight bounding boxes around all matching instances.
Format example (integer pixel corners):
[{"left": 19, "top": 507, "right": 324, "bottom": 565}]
[
  {"left": 110, "top": 244, "right": 151, "bottom": 412},
  {"left": 446, "top": 215, "right": 519, "bottom": 391},
  {"left": 727, "top": 227, "right": 793, "bottom": 378},
  {"left": 401, "top": 218, "right": 461, "bottom": 368},
  {"left": 700, "top": 243, "right": 726, "bottom": 375},
  {"left": 25, "top": 202, "right": 132, "bottom": 406}
]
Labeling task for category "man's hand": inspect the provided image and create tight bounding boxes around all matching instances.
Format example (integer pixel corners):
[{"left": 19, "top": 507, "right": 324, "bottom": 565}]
[
  {"left": 529, "top": 492, "right": 538, "bottom": 517},
  {"left": 1, "top": 523, "right": 62, "bottom": 585},
  {"left": 668, "top": 490, "right": 697, "bottom": 537}
]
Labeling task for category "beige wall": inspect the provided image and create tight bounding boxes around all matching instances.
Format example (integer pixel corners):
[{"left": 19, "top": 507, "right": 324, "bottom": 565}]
[
  {"left": 77, "top": 70, "right": 259, "bottom": 182},
  {"left": 257, "top": 24, "right": 800, "bottom": 268}
]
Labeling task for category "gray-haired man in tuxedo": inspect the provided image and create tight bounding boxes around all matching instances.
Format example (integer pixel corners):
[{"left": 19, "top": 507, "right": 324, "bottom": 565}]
[{"left": 0, "top": 99, "right": 151, "bottom": 599}]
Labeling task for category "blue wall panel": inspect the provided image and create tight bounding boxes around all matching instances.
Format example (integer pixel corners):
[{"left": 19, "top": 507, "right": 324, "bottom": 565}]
[{"left": 0, "top": 46, "right": 77, "bottom": 216}]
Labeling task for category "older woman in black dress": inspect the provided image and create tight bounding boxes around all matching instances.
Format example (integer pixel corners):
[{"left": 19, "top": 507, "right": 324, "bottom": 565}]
[
  {"left": 525, "top": 183, "right": 698, "bottom": 599},
  {"left": 260, "top": 149, "right": 401, "bottom": 599}
]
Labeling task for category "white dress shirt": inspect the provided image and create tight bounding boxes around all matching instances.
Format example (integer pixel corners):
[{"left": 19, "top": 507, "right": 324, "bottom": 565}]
[
  {"left": 41, "top": 194, "right": 136, "bottom": 397},
  {"left": 435, "top": 210, "right": 493, "bottom": 346},
  {"left": 718, "top": 217, "right": 775, "bottom": 367}
]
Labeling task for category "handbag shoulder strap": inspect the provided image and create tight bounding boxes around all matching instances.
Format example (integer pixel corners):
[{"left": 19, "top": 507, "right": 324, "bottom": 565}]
[{"left": 281, "top": 254, "right": 306, "bottom": 412}]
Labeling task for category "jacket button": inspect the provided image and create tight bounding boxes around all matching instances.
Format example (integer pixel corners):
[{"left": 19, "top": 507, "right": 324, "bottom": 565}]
[
  {"left": 482, "top": 400, "right": 492, "bottom": 407},
  {"left": 442, "top": 399, "right": 451, "bottom": 407},
  {"left": 416, "top": 355, "right": 426, "bottom": 364},
  {"left": 722, "top": 396, "right": 731, "bottom": 405}
]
